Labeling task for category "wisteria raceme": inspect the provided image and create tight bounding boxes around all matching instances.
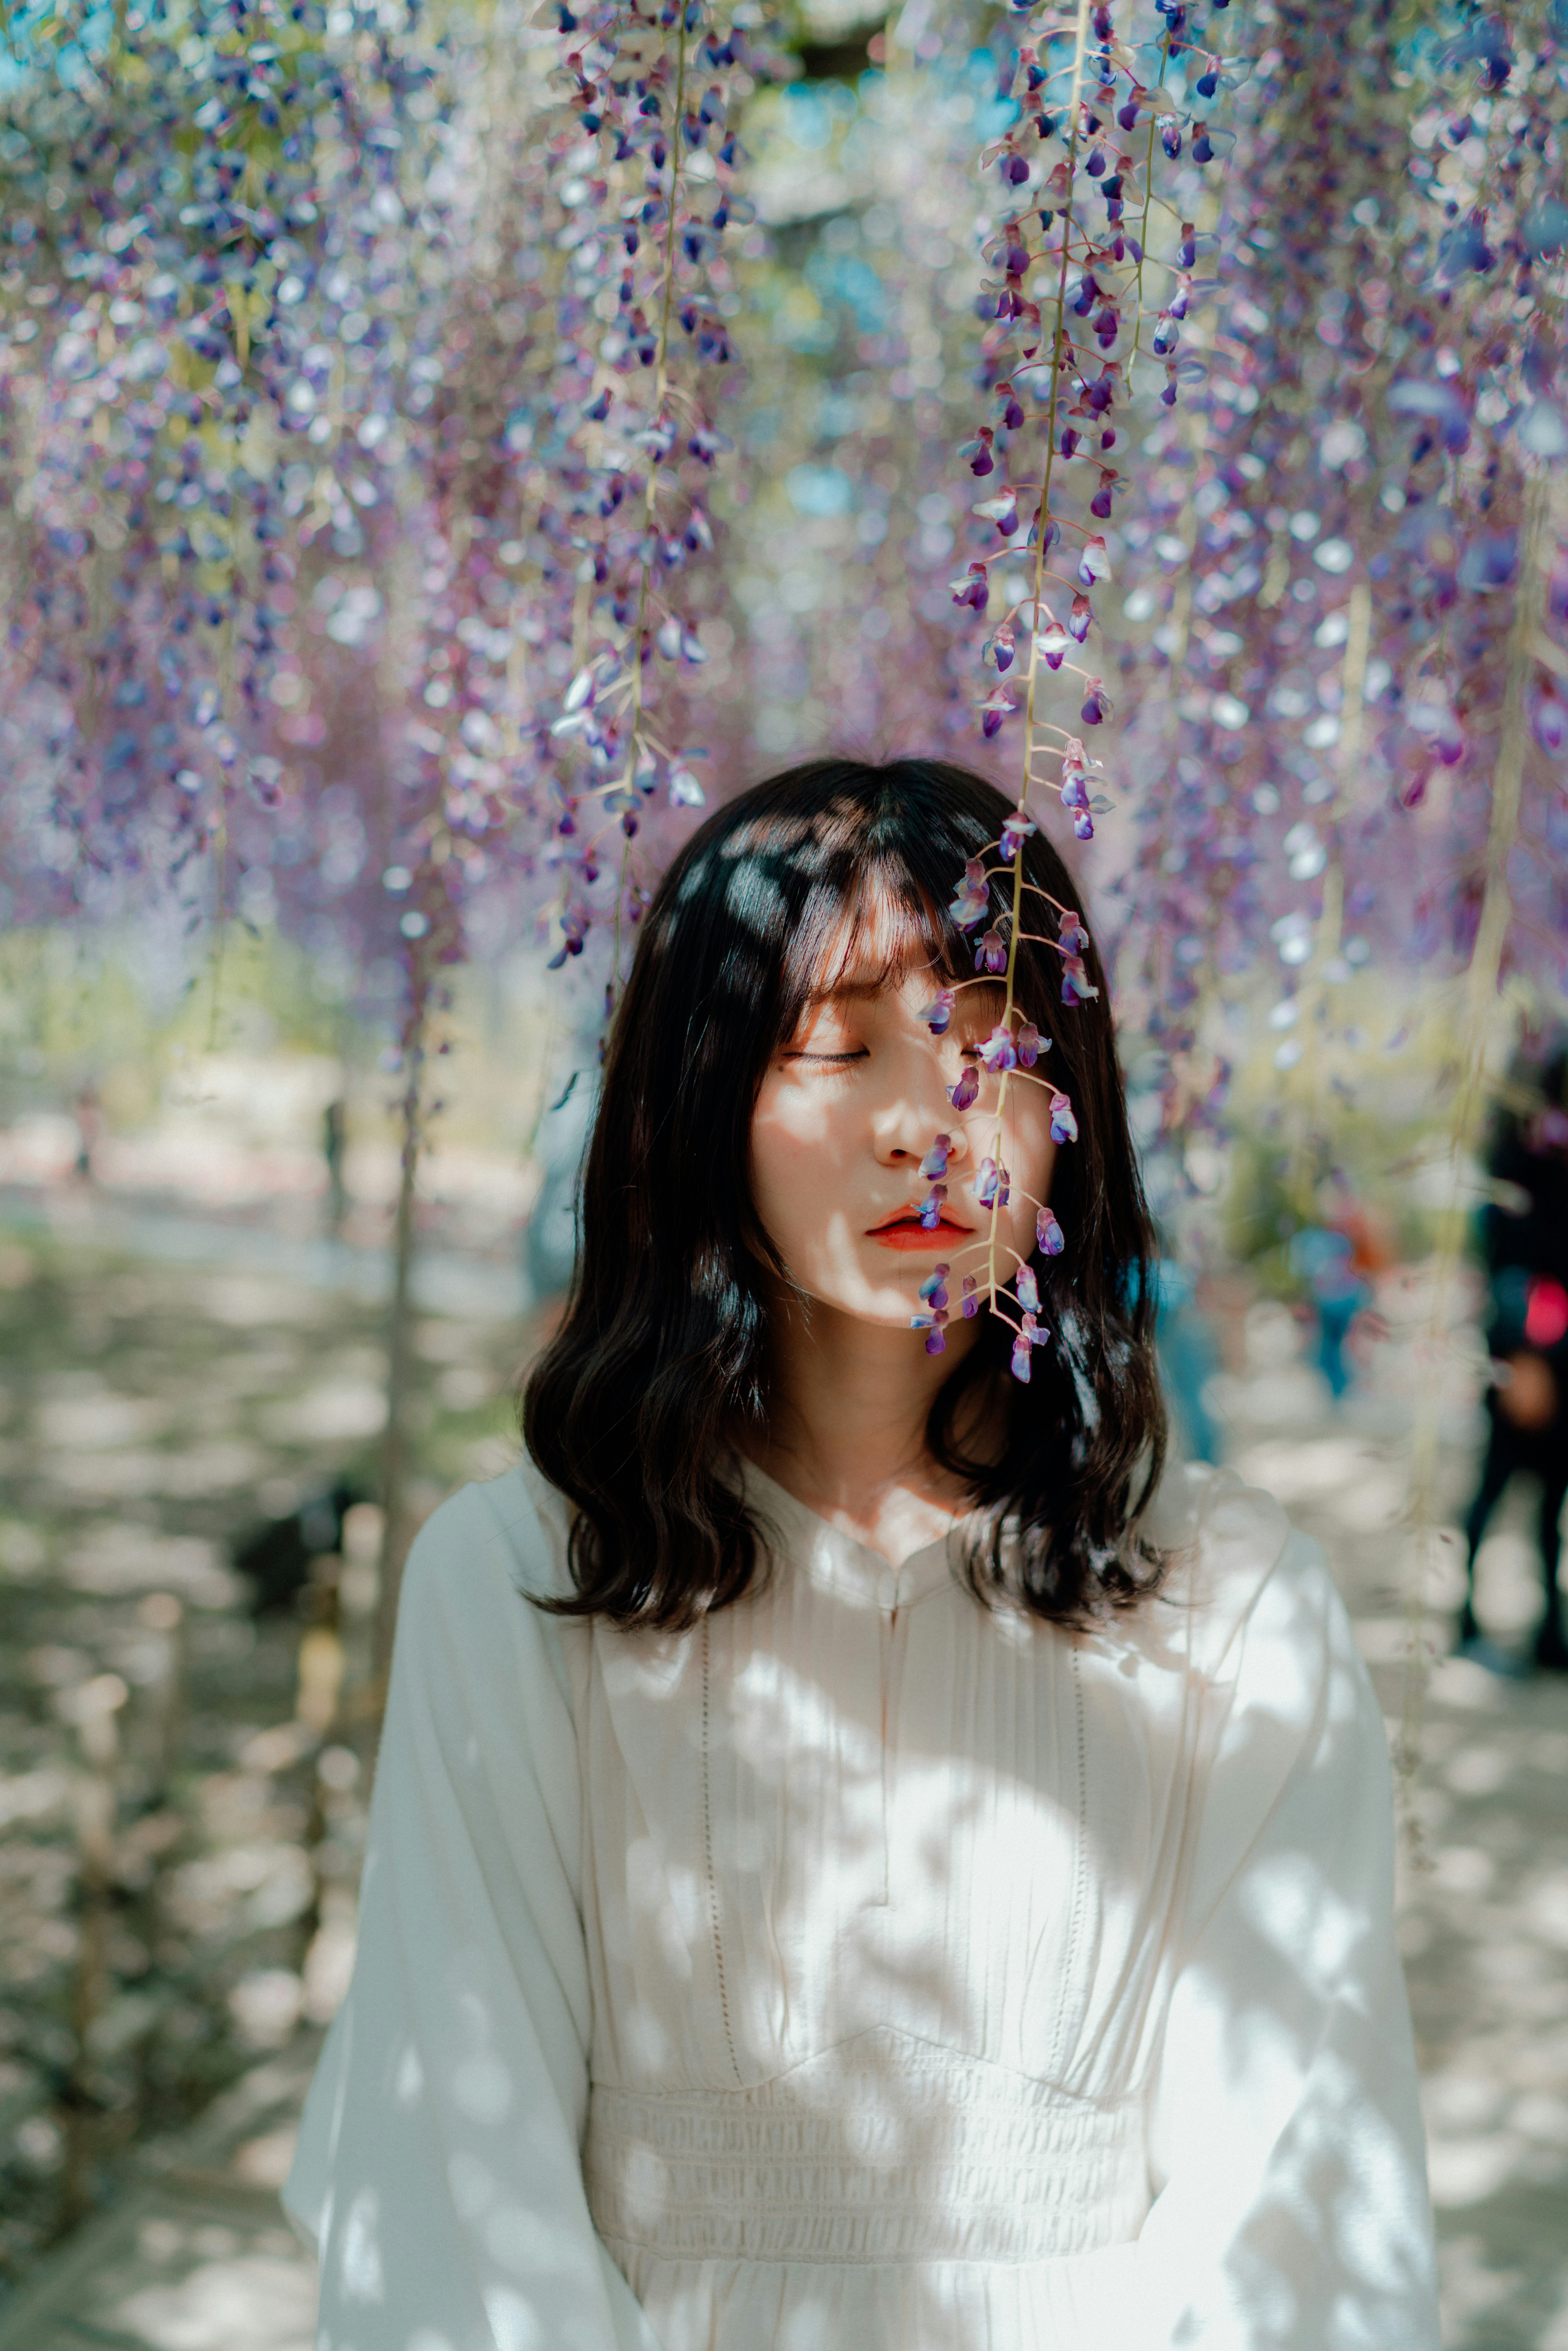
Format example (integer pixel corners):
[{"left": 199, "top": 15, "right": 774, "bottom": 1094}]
[
  {"left": 533, "top": 0, "right": 774, "bottom": 990},
  {"left": 915, "top": 0, "right": 1239, "bottom": 1376},
  {"left": 0, "top": 0, "right": 451, "bottom": 959},
  {"left": 1107, "top": 0, "right": 1568, "bottom": 1152}
]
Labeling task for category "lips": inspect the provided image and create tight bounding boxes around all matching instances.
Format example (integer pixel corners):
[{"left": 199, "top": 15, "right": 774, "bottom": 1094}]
[{"left": 866, "top": 1204, "right": 975, "bottom": 1251}]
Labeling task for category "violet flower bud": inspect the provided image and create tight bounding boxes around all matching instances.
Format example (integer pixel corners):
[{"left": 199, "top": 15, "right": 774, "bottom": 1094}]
[
  {"left": 999, "top": 806, "right": 1036, "bottom": 859},
  {"left": 979, "top": 1023, "right": 1017, "bottom": 1073},
  {"left": 961, "top": 1274, "right": 980, "bottom": 1317},
  {"left": 950, "top": 562, "right": 990, "bottom": 612},
  {"left": 973, "top": 492, "right": 1020, "bottom": 536},
  {"left": 1017, "top": 1021, "right": 1044, "bottom": 1066},
  {"left": 1016, "top": 1264, "right": 1040, "bottom": 1314},
  {"left": 979, "top": 686, "right": 1018, "bottom": 738},
  {"left": 920, "top": 1133, "right": 953, "bottom": 1179},
  {"left": 1049, "top": 1091, "right": 1079, "bottom": 1144},
  {"left": 921, "top": 988, "right": 957, "bottom": 1034},
  {"left": 976, "top": 928, "right": 1008, "bottom": 974},
  {"left": 1038, "top": 1205, "right": 1065, "bottom": 1255},
  {"left": 1534, "top": 688, "right": 1567, "bottom": 754},
  {"left": 949, "top": 1066, "right": 980, "bottom": 1112},
  {"left": 976, "top": 1158, "right": 1000, "bottom": 1208}
]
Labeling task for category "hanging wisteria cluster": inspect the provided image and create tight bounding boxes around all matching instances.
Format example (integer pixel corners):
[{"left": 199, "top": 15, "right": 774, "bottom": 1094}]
[
  {"left": 0, "top": 0, "right": 772, "bottom": 1022},
  {"left": 0, "top": 0, "right": 450, "bottom": 967},
  {"left": 3, "top": 0, "right": 1566, "bottom": 1373},
  {"left": 530, "top": 0, "right": 768, "bottom": 994},
  {"left": 909, "top": 0, "right": 1241, "bottom": 1375},
  {"left": 1106, "top": 0, "right": 1568, "bottom": 1152}
]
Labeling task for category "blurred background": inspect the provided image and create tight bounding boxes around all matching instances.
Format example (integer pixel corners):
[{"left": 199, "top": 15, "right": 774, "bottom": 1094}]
[{"left": 2, "top": 0, "right": 1567, "bottom": 2338}]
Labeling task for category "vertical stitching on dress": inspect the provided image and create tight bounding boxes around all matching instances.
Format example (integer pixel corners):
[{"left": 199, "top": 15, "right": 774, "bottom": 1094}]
[
  {"left": 1046, "top": 1639, "right": 1090, "bottom": 2080},
  {"left": 701, "top": 1618, "right": 743, "bottom": 2085}
]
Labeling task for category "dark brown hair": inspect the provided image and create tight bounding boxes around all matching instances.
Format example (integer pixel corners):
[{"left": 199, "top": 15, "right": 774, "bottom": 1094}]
[{"left": 523, "top": 757, "right": 1167, "bottom": 1629}]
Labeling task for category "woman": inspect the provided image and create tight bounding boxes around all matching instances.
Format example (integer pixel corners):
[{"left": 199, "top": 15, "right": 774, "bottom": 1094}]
[{"left": 285, "top": 759, "right": 1438, "bottom": 2349}]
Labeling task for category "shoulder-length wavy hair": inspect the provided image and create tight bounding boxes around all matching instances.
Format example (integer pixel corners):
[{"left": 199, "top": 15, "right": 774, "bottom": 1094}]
[{"left": 523, "top": 757, "right": 1167, "bottom": 1630}]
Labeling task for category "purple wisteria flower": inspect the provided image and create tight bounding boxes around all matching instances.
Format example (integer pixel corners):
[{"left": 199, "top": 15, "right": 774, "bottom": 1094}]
[
  {"left": 1011, "top": 1312, "right": 1049, "bottom": 1382},
  {"left": 999, "top": 805, "right": 1037, "bottom": 860}
]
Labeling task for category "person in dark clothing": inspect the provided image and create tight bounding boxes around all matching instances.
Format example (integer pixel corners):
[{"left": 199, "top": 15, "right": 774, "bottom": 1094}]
[{"left": 1457, "top": 1048, "right": 1568, "bottom": 1674}]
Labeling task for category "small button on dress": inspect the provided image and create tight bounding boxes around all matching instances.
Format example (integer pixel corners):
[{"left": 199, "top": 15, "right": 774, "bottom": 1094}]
[{"left": 285, "top": 1457, "right": 1439, "bottom": 2351}]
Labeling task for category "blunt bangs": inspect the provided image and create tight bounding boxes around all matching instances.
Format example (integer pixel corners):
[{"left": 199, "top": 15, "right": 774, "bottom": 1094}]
[
  {"left": 699, "top": 792, "right": 973, "bottom": 1063},
  {"left": 523, "top": 757, "right": 1167, "bottom": 1633}
]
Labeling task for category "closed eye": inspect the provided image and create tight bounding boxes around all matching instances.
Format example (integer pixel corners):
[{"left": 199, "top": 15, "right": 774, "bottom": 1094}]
[{"left": 787, "top": 1048, "right": 868, "bottom": 1066}]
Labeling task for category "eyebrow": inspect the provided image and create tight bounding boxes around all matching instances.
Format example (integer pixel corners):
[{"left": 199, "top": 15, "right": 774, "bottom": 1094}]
[{"left": 804, "top": 980, "right": 888, "bottom": 1005}]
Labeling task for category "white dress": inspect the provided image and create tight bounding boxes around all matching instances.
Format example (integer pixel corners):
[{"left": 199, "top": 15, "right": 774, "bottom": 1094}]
[{"left": 283, "top": 1455, "right": 1439, "bottom": 2351}]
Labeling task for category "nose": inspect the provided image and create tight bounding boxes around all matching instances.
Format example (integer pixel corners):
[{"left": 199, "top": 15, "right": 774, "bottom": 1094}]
[{"left": 871, "top": 1078, "right": 970, "bottom": 1170}]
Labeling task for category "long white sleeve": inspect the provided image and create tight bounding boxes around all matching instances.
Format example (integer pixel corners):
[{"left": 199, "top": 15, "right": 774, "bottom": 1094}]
[
  {"left": 1132, "top": 1524, "right": 1439, "bottom": 2349},
  {"left": 282, "top": 1477, "right": 665, "bottom": 2351}
]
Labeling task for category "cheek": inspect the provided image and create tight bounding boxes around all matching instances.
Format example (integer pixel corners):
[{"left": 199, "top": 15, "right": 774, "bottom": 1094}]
[
  {"left": 748, "top": 1084, "right": 854, "bottom": 1232},
  {"left": 953, "top": 1098, "right": 1056, "bottom": 1203}
]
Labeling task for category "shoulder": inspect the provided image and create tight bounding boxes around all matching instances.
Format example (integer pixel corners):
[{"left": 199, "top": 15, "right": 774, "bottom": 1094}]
[
  {"left": 401, "top": 1455, "right": 578, "bottom": 1618},
  {"left": 390, "top": 1461, "right": 583, "bottom": 1722},
  {"left": 1136, "top": 1460, "right": 1340, "bottom": 1691}
]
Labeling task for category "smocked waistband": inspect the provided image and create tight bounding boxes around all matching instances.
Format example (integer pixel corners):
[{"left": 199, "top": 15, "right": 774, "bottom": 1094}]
[{"left": 585, "top": 2040, "right": 1147, "bottom": 2266}]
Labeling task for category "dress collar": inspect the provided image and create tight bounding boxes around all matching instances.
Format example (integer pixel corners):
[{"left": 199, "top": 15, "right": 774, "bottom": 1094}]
[{"left": 738, "top": 1459, "right": 980, "bottom": 1613}]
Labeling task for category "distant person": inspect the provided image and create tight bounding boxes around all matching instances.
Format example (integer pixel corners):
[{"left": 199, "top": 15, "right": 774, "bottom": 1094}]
[
  {"left": 74, "top": 1079, "right": 102, "bottom": 1183},
  {"left": 1154, "top": 1256, "right": 1221, "bottom": 1462},
  {"left": 1288, "top": 1225, "right": 1371, "bottom": 1401},
  {"left": 322, "top": 1096, "right": 349, "bottom": 1239},
  {"left": 1457, "top": 1047, "right": 1568, "bottom": 1674}
]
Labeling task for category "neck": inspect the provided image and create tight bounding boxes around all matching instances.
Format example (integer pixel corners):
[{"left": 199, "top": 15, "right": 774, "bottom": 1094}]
[{"left": 754, "top": 1280, "right": 988, "bottom": 1521}]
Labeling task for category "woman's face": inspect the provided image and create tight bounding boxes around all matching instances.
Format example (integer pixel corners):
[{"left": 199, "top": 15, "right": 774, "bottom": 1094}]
[{"left": 749, "top": 958, "right": 1057, "bottom": 1333}]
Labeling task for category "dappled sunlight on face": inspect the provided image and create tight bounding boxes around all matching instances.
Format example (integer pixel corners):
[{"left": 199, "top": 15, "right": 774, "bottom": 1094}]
[{"left": 749, "top": 940, "right": 1056, "bottom": 1334}]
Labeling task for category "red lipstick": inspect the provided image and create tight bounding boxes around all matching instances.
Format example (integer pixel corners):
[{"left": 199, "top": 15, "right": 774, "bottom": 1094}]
[{"left": 866, "top": 1206, "right": 974, "bottom": 1252}]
